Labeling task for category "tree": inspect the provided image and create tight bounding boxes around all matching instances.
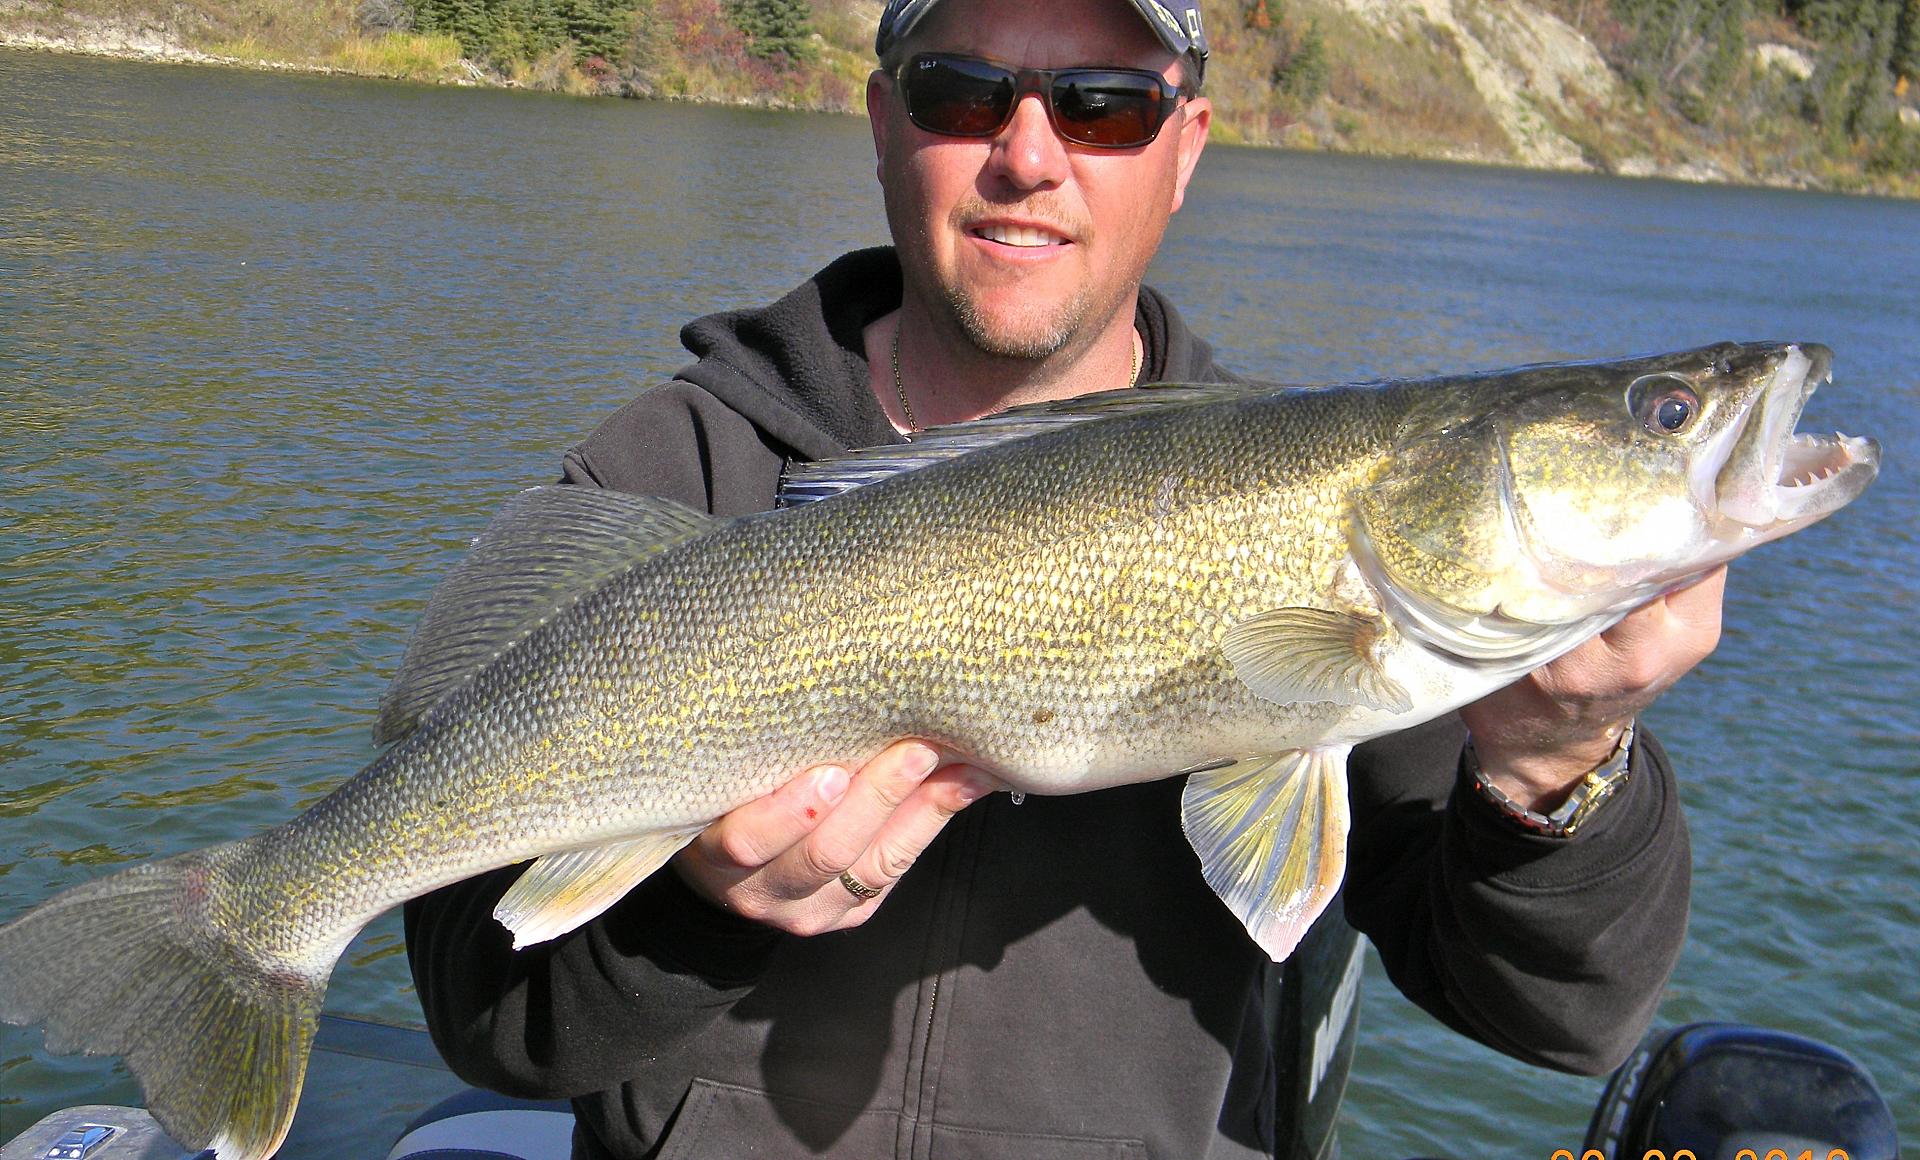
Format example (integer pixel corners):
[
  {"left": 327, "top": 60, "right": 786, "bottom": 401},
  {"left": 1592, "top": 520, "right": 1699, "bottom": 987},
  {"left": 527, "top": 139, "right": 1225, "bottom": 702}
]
[
  {"left": 1274, "top": 19, "right": 1328, "bottom": 104},
  {"left": 561, "top": 0, "right": 637, "bottom": 60},
  {"left": 1895, "top": 0, "right": 1919, "bottom": 80},
  {"left": 414, "top": 0, "right": 495, "bottom": 55},
  {"left": 1793, "top": 0, "right": 1904, "bottom": 137},
  {"left": 409, "top": 0, "right": 644, "bottom": 64},
  {"left": 724, "top": 0, "right": 814, "bottom": 61}
]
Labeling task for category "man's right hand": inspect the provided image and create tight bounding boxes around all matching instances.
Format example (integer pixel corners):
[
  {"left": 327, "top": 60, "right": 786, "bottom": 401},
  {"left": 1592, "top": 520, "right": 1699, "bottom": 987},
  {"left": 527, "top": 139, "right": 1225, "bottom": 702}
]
[{"left": 670, "top": 740, "right": 1000, "bottom": 935}]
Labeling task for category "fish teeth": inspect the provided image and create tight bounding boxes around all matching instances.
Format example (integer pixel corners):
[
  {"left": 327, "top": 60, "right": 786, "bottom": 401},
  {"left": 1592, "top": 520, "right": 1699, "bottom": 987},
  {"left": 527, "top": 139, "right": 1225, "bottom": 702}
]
[{"left": 1783, "top": 459, "right": 1842, "bottom": 487}]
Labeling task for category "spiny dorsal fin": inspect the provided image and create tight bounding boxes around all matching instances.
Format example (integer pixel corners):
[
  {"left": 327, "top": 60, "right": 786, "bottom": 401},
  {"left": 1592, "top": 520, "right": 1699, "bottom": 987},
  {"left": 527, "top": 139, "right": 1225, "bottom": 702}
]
[
  {"left": 374, "top": 486, "right": 719, "bottom": 745},
  {"left": 494, "top": 827, "right": 706, "bottom": 948},
  {"left": 1220, "top": 607, "right": 1413, "bottom": 713},
  {"left": 1180, "top": 746, "right": 1353, "bottom": 962},
  {"left": 779, "top": 382, "right": 1266, "bottom": 506}
]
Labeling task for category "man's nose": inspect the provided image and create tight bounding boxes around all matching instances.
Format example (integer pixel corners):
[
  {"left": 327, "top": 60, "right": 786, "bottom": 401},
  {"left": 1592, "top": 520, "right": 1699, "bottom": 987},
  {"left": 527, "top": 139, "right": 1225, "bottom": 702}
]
[{"left": 987, "top": 91, "right": 1070, "bottom": 190}]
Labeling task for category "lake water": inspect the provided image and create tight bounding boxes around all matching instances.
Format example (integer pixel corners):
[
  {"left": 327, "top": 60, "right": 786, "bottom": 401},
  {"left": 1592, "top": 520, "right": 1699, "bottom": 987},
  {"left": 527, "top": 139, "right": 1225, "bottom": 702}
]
[{"left": 2, "top": 46, "right": 1917, "bottom": 1158}]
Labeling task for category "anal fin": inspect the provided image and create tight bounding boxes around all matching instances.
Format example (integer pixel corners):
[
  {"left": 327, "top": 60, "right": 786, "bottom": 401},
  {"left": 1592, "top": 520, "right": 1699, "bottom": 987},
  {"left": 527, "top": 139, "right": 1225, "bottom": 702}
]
[
  {"left": 1179, "top": 746, "right": 1353, "bottom": 962},
  {"left": 494, "top": 827, "right": 704, "bottom": 949}
]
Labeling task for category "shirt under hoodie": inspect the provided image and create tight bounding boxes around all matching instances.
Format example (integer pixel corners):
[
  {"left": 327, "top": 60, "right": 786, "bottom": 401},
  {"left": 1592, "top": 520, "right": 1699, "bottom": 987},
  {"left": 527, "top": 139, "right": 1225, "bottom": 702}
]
[{"left": 404, "top": 249, "right": 1692, "bottom": 1160}]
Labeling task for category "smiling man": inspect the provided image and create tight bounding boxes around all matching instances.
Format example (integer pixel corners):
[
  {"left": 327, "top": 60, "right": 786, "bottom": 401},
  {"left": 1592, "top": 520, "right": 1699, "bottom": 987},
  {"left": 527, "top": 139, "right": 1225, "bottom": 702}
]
[
  {"left": 405, "top": 1, "right": 1708, "bottom": 1156},
  {"left": 871, "top": 0, "right": 1210, "bottom": 426}
]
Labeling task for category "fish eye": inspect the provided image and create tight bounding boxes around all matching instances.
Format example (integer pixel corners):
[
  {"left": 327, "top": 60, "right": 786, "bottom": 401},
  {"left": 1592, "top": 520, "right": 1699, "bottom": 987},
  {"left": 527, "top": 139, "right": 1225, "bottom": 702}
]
[
  {"left": 1650, "top": 392, "right": 1695, "bottom": 432},
  {"left": 1626, "top": 374, "right": 1701, "bottom": 436}
]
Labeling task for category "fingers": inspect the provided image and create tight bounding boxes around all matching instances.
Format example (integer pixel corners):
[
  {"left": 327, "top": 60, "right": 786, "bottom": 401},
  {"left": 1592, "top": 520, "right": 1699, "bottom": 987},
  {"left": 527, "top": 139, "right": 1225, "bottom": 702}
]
[
  {"left": 1605, "top": 564, "right": 1728, "bottom": 649},
  {"left": 698, "top": 762, "right": 852, "bottom": 874},
  {"left": 1461, "top": 566, "right": 1734, "bottom": 803},
  {"left": 766, "top": 741, "right": 944, "bottom": 895},
  {"left": 1655, "top": 564, "right": 1726, "bottom": 658},
  {"left": 672, "top": 740, "right": 1000, "bottom": 936},
  {"left": 1575, "top": 564, "right": 1730, "bottom": 706},
  {"left": 827, "top": 761, "right": 1000, "bottom": 896}
]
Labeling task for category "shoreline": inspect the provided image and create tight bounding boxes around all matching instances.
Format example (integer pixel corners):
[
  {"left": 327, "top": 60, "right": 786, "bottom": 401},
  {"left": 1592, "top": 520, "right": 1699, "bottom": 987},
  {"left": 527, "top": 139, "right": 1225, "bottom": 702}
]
[
  {"left": 0, "top": 27, "right": 490, "bottom": 82},
  {"left": 4, "top": 31, "right": 1914, "bottom": 199},
  {"left": 0, "top": 28, "right": 873, "bottom": 112}
]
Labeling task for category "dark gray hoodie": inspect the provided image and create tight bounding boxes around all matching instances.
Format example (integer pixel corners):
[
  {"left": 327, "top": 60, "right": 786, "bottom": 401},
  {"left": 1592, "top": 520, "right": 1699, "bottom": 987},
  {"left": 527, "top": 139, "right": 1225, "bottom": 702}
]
[{"left": 404, "top": 248, "right": 1691, "bottom": 1160}]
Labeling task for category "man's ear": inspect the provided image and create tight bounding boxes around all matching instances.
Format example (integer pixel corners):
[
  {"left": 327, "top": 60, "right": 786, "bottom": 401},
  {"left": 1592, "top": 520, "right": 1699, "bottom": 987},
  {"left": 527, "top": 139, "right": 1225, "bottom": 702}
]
[
  {"left": 1169, "top": 96, "right": 1213, "bottom": 215},
  {"left": 868, "top": 70, "right": 894, "bottom": 185}
]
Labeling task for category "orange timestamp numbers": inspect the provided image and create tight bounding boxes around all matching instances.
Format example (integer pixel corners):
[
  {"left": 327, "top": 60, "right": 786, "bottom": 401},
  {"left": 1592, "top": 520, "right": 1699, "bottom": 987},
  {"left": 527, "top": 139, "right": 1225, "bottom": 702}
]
[{"left": 1551, "top": 1152, "right": 1852, "bottom": 1160}]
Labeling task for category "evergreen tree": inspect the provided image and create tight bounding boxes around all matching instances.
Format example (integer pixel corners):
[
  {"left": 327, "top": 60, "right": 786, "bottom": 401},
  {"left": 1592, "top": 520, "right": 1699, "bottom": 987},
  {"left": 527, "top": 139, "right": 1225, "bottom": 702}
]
[
  {"left": 1610, "top": 0, "right": 1749, "bottom": 102},
  {"left": 1894, "top": 0, "right": 1919, "bottom": 80},
  {"left": 415, "top": 0, "right": 495, "bottom": 55},
  {"left": 1794, "top": 0, "right": 1903, "bottom": 136},
  {"left": 1274, "top": 19, "right": 1328, "bottom": 104},
  {"left": 725, "top": 0, "right": 815, "bottom": 61},
  {"left": 561, "top": 0, "right": 632, "bottom": 60},
  {"left": 408, "top": 0, "right": 643, "bottom": 64}
]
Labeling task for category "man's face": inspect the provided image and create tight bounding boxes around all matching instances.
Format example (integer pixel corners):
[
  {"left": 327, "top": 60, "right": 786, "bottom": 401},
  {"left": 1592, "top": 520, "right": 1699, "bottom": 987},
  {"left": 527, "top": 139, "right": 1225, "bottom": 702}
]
[{"left": 869, "top": 0, "right": 1212, "bottom": 361}]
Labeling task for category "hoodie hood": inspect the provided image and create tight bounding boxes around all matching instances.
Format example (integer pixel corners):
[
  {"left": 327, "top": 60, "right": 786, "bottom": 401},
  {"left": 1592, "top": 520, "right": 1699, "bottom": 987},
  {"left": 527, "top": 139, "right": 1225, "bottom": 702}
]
[{"left": 671, "top": 248, "right": 1231, "bottom": 462}]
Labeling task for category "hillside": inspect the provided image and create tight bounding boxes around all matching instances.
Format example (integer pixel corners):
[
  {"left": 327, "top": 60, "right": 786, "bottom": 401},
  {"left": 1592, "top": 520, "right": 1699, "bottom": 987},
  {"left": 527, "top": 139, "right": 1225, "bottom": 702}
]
[{"left": 2, "top": 0, "right": 1916, "bottom": 194}]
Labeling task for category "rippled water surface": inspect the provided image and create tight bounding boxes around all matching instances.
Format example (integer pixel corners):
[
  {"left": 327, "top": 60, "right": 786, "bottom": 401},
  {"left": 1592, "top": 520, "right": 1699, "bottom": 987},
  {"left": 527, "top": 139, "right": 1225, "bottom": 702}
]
[{"left": 2, "top": 47, "right": 1916, "bottom": 1157}]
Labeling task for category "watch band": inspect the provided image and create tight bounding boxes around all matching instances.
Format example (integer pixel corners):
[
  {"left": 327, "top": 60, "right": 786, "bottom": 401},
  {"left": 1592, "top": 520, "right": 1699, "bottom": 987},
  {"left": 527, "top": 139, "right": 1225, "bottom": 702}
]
[{"left": 1465, "top": 721, "right": 1635, "bottom": 839}]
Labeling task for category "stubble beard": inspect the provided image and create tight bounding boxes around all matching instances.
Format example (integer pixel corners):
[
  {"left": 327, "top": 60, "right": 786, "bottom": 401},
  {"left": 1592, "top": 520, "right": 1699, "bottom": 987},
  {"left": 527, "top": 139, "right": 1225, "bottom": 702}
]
[
  {"left": 931, "top": 196, "right": 1127, "bottom": 363},
  {"left": 940, "top": 278, "right": 1093, "bottom": 361}
]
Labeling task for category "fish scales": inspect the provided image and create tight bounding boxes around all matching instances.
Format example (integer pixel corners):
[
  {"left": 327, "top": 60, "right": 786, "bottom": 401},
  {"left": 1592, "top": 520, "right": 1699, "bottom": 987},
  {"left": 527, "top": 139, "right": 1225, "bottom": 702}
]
[
  {"left": 208, "top": 385, "right": 1382, "bottom": 967},
  {"left": 0, "top": 342, "right": 1880, "bottom": 1160},
  {"left": 254, "top": 386, "right": 1392, "bottom": 947}
]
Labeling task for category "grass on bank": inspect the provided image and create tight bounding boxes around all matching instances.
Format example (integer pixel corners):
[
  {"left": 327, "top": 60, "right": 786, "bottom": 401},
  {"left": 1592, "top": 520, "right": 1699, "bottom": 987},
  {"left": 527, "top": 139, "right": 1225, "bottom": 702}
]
[
  {"left": 328, "top": 31, "right": 465, "bottom": 81},
  {"left": 204, "top": 29, "right": 465, "bottom": 80}
]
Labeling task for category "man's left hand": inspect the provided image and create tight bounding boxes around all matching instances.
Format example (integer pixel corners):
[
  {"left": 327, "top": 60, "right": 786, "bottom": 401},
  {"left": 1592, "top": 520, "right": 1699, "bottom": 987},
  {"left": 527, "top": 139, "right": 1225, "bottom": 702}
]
[{"left": 1459, "top": 566, "right": 1728, "bottom": 813}]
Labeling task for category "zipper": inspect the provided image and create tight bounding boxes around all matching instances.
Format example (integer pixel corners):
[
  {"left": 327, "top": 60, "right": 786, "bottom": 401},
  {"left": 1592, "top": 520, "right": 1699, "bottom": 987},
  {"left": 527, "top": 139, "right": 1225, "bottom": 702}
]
[
  {"left": 922, "top": 973, "right": 942, "bottom": 1054},
  {"left": 898, "top": 792, "right": 986, "bottom": 1160}
]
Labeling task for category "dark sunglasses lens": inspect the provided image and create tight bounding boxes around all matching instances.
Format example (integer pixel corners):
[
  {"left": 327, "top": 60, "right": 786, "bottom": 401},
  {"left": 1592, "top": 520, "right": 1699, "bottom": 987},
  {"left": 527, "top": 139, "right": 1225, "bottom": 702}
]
[
  {"left": 1051, "top": 72, "right": 1167, "bottom": 146},
  {"left": 904, "top": 57, "right": 1015, "bottom": 137}
]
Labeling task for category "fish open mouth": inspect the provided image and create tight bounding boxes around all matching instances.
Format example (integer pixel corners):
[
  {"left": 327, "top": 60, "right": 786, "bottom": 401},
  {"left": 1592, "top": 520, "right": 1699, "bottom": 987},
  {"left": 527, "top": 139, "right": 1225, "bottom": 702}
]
[
  {"left": 1711, "top": 343, "right": 1879, "bottom": 534},
  {"left": 1778, "top": 431, "right": 1865, "bottom": 489}
]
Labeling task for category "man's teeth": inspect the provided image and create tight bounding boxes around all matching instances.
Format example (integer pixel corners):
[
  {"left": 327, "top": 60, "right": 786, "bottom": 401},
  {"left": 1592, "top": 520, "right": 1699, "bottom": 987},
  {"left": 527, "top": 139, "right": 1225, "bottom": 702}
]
[{"left": 976, "top": 225, "right": 1063, "bottom": 248}]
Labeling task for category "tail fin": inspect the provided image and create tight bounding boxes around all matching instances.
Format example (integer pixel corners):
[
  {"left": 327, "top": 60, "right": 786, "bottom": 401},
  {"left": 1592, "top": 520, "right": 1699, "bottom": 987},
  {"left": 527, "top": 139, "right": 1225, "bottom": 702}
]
[{"left": 0, "top": 846, "right": 329, "bottom": 1160}]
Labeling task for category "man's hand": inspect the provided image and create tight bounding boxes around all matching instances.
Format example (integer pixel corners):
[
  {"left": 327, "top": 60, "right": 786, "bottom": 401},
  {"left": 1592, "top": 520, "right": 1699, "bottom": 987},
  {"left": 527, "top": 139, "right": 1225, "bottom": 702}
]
[
  {"left": 671, "top": 740, "right": 1000, "bottom": 935},
  {"left": 1460, "top": 566, "right": 1728, "bottom": 813}
]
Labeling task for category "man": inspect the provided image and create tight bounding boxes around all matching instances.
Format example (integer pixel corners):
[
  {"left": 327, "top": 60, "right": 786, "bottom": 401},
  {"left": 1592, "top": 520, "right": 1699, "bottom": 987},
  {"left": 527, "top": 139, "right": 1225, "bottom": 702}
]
[{"left": 406, "top": 0, "right": 1713, "bottom": 1155}]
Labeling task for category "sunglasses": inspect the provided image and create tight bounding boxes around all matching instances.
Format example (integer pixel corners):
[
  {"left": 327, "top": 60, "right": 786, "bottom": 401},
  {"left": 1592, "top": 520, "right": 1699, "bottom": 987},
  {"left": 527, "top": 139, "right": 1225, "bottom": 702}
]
[{"left": 895, "top": 53, "right": 1186, "bottom": 149}]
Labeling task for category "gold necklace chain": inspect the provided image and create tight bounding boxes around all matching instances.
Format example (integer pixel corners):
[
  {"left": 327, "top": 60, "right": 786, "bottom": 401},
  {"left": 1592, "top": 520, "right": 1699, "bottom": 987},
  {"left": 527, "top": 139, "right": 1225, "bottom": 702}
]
[
  {"left": 890, "top": 328, "right": 918, "bottom": 433},
  {"left": 890, "top": 329, "right": 1142, "bottom": 435}
]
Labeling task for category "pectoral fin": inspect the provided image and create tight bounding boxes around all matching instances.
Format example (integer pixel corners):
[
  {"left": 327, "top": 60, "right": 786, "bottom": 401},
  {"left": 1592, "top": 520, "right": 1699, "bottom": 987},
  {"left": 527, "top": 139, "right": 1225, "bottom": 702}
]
[
  {"left": 494, "top": 827, "right": 705, "bottom": 948},
  {"left": 1179, "top": 747, "right": 1353, "bottom": 962},
  {"left": 1221, "top": 607, "right": 1412, "bottom": 713}
]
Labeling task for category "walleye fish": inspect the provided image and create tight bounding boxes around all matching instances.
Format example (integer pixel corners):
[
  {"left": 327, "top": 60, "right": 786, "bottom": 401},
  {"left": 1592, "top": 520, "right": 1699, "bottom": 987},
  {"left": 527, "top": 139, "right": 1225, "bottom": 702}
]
[{"left": 0, "top": 341, "right": 1878, "bottom": 1160}]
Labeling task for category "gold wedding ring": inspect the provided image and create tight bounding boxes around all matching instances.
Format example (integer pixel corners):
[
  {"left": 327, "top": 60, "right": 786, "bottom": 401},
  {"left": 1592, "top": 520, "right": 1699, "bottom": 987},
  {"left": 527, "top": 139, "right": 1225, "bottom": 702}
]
[{"left": 838, "top": 868, "right": 882, "bottom": 900}]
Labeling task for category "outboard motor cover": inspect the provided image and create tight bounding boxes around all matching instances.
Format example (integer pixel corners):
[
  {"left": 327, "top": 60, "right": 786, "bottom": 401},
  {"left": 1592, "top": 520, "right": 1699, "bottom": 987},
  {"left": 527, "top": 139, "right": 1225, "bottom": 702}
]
[{"left": 1584, "top": 1022, "right": 1898, "bottom": 1160}]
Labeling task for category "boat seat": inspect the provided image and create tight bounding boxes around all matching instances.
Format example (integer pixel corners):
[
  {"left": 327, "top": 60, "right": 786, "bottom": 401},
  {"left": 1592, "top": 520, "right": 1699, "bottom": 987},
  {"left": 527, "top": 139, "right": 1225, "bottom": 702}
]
[{"left": 385, "top": 1089, "right": 575, "bottom": 1160}]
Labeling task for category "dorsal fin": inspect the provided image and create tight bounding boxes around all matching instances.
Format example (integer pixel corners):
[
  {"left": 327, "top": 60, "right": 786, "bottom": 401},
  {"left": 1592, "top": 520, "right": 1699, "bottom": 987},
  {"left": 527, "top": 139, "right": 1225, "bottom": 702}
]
[
  {"left": 374, "top": 486, "right": 719, "bottom": 745},
  {"left": 779, "top": 382, "right": 1265, "bottom": 506}
]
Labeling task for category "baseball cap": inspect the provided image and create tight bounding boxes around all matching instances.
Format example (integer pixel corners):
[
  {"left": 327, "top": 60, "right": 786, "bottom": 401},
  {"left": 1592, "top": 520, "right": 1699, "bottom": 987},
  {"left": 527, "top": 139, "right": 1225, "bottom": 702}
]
[{"left": 875, "top": 0, "right": 1210, "bottom": 84}]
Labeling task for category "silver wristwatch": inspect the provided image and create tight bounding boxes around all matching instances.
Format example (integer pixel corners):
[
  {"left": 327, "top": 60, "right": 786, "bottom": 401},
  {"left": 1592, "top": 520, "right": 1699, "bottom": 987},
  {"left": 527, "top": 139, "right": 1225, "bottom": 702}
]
[{"left": 1465, "top": 722, "right": 1635, "bottom": 839}]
